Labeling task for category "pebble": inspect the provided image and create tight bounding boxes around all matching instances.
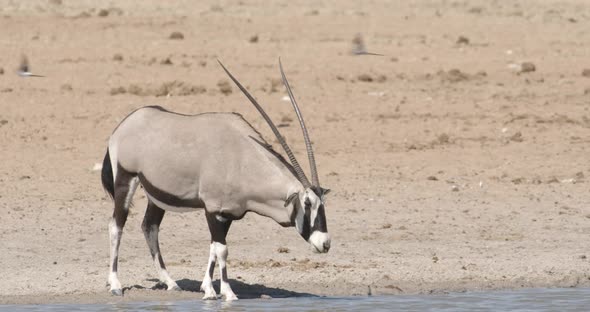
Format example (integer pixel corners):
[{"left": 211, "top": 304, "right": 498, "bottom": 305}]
[
  {"left": 519, "top": 62, "right": 536, "bottom": 73},
  {"left": 169, "top": 32, "right": 184, "bottom": 40},
  {"left": 217, "top": 80, "right": 232, "bottom": 95},
  {"left": 456, "top": 36, "right": 469, "bottom": 45}
]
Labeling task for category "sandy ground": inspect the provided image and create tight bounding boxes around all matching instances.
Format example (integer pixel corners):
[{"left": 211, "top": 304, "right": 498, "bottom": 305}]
[{"left": 1, "top": 0, "right": 590, "bottom": 304}]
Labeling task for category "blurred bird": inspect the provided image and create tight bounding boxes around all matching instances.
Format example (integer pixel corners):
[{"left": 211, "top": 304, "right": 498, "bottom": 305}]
[
  {"left": 352, "top": 33, "right": 383, "bottom": 56},
  {"left": 18, "top": 55, "right": 44, "bottom": 77}
]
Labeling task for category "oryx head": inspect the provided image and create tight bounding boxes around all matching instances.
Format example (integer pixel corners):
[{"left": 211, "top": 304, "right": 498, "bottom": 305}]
[{"left": 219, "top": 59, "right": 331, "bottom": 254}]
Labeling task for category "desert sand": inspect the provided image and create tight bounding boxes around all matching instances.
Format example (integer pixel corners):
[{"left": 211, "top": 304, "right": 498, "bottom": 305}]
[{"left": 1, "top": 0, "right": 589, "bottom": 304}]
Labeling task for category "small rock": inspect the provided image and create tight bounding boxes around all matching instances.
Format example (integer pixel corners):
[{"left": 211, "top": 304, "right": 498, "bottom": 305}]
[
  {"left": 381, "top": 223, "right": 392, "bottom": 229},
  {"left": 97, "top": 9, "right": 109, "bottom": 17},
  {"left": 582, "top": 69, "right": 590, "bottom": 78},
  {"left": 546, "top": 177, "right": 559, "bottom": 184},
  {"left": 160, "top": 58, "right": 173, "bottom": 65},
  {"left": 519, "top": 62, "right": 536, "bottom": 73},
  {"left": 260, "top": 294, "right": 272, "bottom": 299},
  {"left": 358, "top": 74, "right": 373, "bottom": 82},
  {"left": 277, "top": 247, "right": 289, "bottom": 253},
  {"left": 61, "top": 84, "right": 73, "bottom": 92},
  {"left": 580, "top": 255, "right": 587, "bottom": 260},
  {"left": 0, "top": 67, "right": 4, "bottom": 75},
  {"left": 456, "top": 36, "right": 469, "bottom": 45},
  {"left": 437, "top": 133, "right": 450, "bottom": 144},
  {"left": 0, "top": 120, "right": 8, "bottom": 126},
  {"left": 210, "top": 5, "right": 223, "bottom": 12},
  {"left": 269, "top": 78, "right": 282, "bottom": 93},
  {"left": 451, "top": 185, "right": 459, "bottom": 192},
  {"left": 130, "top": 85, "right": 148, "bottom": 95},
  {"left": 217, "top": 80, "right": 232, "bottom": 95},
  {"left": 53, "top": 261, "right": 57, "bottom": 265},
  {"left": 427, "top": 176, "right": 438, "bottom": 181},
  {"left": 511, "top": 177, "right": 524, "bottom": 185},
  {"left": 110, "top": 86, "right": 126, "bottom": 95},
  {"left": 441, "top": 69, "right": 469, "bottom": 82},
  {"left": 509, "top": 131, "right": 523, "bottom": 142},
  {"left": 112, "top": 54, "right": 124, "bottom": 61},
  {"left": 249, "top": 35, "right": 259, "bottom": 43},
  {"left": 169, "top": 31, "right": 184, "bottom": 40}
]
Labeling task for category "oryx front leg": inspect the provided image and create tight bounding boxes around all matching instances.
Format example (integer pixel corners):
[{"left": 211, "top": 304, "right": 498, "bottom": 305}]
[
  {"left": 142, "top": 201, "right": 180, "bottom": 291},
  {"left": 108, "top": 173, "right": 139, "bottom": 296},
  {"left": 200, "top": 243, "right": 217, "bottom": 300},
  {"left": 201, "top": 213, "right": 237, "bottom": 301}
]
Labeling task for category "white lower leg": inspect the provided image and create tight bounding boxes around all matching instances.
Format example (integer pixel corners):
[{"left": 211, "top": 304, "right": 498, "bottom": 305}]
[
  {"left": 201, "top": 243, "right": 217, "bottom": 299},
  {"left": 108, "top": 219, "right": 122, "bottom": 294},
  {"left": 154, "top": 253, "right": 179, "bottom": 290},
  {"left": 215, "top": 243, "right": 237, "bottom": 301}
]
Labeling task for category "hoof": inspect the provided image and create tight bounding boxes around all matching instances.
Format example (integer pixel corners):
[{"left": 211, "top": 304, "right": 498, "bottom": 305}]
[
  {"left": 169, "top": 285, "right": 182, "bottom": 291},
  {"left": 110, "top": 289, "right": 123, "bottom": 296},
  {"left": 223, "top": 293, "right": 238, "bottom": 301},
  {"left": 202, "top": 293, "right": 218, "bottom": 300}
]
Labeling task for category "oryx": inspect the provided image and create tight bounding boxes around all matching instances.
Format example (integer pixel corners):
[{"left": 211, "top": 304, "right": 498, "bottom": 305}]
[{"left": 100, "top": 60, "right": 331, "bottom": 300}]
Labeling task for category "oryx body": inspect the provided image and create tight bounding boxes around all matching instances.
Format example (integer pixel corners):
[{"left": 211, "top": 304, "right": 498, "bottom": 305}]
[{"left": 101, "top": 61, "right": 331, "bottom": 300}]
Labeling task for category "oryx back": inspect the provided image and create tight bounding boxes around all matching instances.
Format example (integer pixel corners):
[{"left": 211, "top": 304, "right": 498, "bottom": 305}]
[{"left": 107, "top": 106, "right": 299, "bottom": 216}]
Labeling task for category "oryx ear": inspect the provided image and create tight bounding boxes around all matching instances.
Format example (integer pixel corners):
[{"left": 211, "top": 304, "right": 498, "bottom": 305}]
[
  {"left": 284, "top": 193, "right": 299, "bottom": 208},
  {"left": 322, "top": 188, "right": 331, "bottom": 196}
]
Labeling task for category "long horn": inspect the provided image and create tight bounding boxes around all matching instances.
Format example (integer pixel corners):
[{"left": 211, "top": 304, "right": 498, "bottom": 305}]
[
  {"left": 279, "top": 58, "right": 320, "bottom": 187},
  {"left": 218, "top": 60, "right": 312, "bottom": 188}
]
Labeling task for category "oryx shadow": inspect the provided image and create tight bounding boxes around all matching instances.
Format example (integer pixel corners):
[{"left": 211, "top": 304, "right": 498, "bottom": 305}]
[{"left": 167, "top": 278, "right": 318, "bottom": 299}]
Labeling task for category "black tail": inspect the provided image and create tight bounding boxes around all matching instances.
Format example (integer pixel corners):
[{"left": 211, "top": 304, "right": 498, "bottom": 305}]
[{"left": 101, "top": 148, "right": 115, "bottom": 199}]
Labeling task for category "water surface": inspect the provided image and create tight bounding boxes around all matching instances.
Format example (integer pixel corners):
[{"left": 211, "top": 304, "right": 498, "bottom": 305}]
[{"left": 2, "top": 288, "right": 589, "bottom": 311}]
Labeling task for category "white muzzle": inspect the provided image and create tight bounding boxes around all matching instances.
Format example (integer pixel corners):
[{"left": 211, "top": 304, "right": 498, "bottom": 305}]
[{"left": 308, "top": 231, "right": 331, "bottom": 253}]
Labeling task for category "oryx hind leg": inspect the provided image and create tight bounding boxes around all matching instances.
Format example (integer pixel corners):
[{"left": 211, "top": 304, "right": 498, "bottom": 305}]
[
  {"left": 108, "top": 168, "right": 139, "bottom": 296},
  {"left": 201, "top": 212, "right": 237, "bottom": 301},
  {"left": 142, "top": 200, "right": 180, "bottom": 291}
]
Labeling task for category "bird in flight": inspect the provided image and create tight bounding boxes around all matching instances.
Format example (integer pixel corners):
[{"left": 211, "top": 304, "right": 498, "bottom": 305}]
[
  {"left": 18, "top": 55, "right": 45, "bottom": 77},
  {"left": 352, "top": 33, "right": 383, "bottom": 56}
]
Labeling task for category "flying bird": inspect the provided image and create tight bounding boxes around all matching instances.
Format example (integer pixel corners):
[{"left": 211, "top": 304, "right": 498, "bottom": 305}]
[
  {"left": 18, "top": 55, "right": 45, "bottom": 77},
  {"left": 351, "top": 33, "right": 383, "bottom": 56}
]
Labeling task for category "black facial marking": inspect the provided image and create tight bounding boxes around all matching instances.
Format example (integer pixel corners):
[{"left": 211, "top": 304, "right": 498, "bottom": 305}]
[
  {"left": 312, "top": 204, "right": 328, "bottom": 233},
  {"left": 137, "top": 172, "right": 205, "bottom": 208},
  {"left": 301, "top": 200, "right": 312, "bottom": 240}
]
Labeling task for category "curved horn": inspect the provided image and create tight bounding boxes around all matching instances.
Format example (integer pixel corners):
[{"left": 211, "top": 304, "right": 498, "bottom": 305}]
[
  {"left": 218, "top": 60, "right": 312, "bottom": 188},
  {"left": 279, "top": 59, "right": 320, "bottom": 187}
]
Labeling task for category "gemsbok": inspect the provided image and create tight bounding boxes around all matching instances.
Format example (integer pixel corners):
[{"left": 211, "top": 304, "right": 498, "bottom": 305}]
[{"left": 101, "top": 60, "right": 331, "bottom": 300}]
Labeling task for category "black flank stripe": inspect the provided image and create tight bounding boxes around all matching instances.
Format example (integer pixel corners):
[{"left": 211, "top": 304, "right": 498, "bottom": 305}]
[{"left": 137, "top": 172, "right": 205, "bottom": 208}]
